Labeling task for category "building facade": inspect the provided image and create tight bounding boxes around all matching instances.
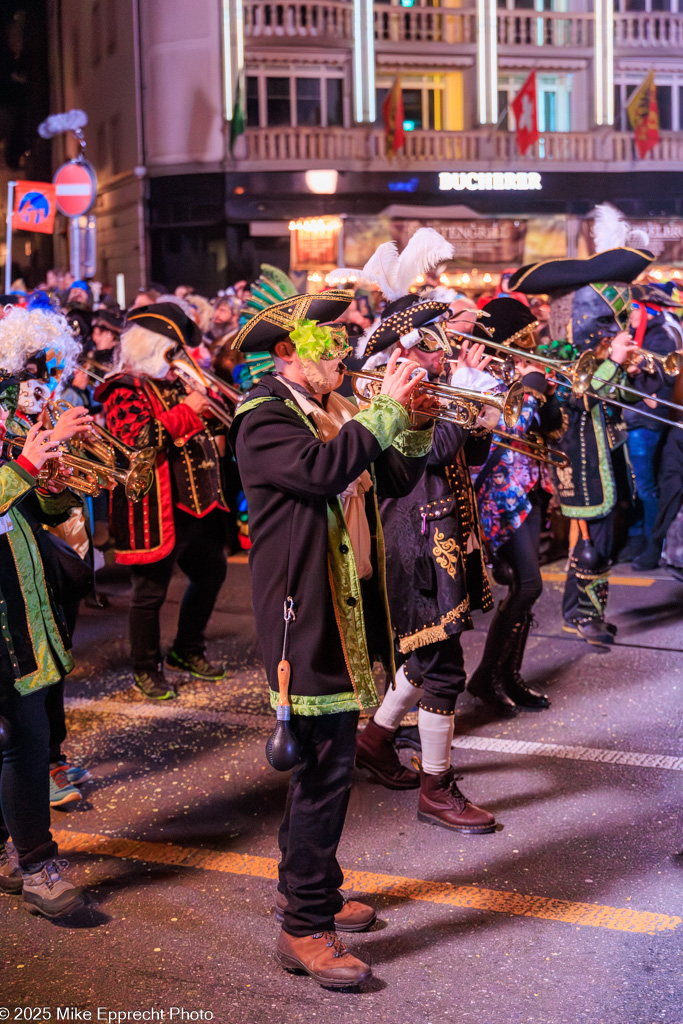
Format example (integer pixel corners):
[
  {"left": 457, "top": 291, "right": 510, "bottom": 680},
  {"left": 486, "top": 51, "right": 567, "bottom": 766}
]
[{"left": 47, "top": 0, "right": 683, "bottom": 299}]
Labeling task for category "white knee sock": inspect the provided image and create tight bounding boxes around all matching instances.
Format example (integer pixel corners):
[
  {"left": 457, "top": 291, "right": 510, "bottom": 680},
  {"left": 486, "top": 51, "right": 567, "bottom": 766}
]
[
  {"left": 418, "top": 708, "right": 455, "bottom": 775},
  {"left": 373, "top": 665, "right": 424, "bottom": 732}
]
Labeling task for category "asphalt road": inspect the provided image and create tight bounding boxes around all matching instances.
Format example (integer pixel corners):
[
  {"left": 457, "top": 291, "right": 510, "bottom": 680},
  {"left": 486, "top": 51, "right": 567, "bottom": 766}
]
[{"left": 1, "top": 556, "right": 681, "bottom": 1024}]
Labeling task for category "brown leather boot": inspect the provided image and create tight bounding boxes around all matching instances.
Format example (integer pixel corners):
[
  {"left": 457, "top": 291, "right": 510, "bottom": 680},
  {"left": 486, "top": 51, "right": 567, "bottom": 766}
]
[
  {"left": 356, "top": 718, "right": 419, "bottom": 790},
  {"left": 276, "top": 929, "right": 372, "bottom": 988},
  {"left": 416, "top": 763, "right": 496, "bottom": 834},
  {"left": 275, "top": 891, "right": 376, "bottom": 932}
]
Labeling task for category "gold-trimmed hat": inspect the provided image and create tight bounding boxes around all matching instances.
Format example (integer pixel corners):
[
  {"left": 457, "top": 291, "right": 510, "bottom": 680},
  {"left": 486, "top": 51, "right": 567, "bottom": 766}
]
[
  {"left": 472, "top": 297, "right": 539, "bottom": 351},
  {"left": 508, "top": 248, "right": 653, "bottom": 294},
  {"left": 232, "top": 291, "right": 353, "bottom": 352},
  {"left": 364, "top": 300, "right": 451, "bottom": 357}
]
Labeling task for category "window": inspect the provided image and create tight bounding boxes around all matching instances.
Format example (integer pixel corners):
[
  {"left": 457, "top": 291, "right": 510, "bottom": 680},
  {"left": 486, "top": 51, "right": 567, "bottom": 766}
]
[
  {"left": 296, "top": 79, "right": 321, "bottom": 126},
  {"left": 615, "top": 75, "right": 683, "bottom": 131},
  {"left": 246, "top": 76, "right": 259, "bottom": 128},
  {"left": 266, "top": 77, "right": 290, "bottom": 127},
  {"left": 247, "top": 70, "right": 347, "bottom": 128},
  {"left": 499, "top": 73, "right": 571, "bottom": 132},
  {"left": 616, "top": 0, "right": 677, "bottom": 10},
  {"left": 326, "top": 79, "right": 343, "bottom": 127},
  {"left": 375, "top": 75, "right": 445, "bottom": 131}
]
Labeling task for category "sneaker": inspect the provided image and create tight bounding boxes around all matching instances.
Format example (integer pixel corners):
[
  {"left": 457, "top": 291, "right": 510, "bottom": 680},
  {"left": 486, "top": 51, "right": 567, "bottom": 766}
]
[
  {"left": 0, "top": 840, "right": 22, "bottom": 895},
  {"left": 49, "top": 767, "right": 82, "bottom": 809},
  {"left": 22, "top": 859, "right": 83, "bottom": 919},
  {"left": 165, "top": 649, "right": 226, "bottom": 681},
  {"left": 52, "top": 759, "right": 91, "bottom": 786},
  {"left": 133, "top": 667, "right": 177, "bottom": 700}
]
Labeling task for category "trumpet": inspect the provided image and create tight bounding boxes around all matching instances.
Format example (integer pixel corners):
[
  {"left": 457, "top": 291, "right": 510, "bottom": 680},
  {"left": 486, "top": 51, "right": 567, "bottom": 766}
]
[
  {"left": 489, "top": 430, "right": 569, "bottom": 470},
  {"left": 2, "top": 433, "right": 154, "bottom": 502},
  {"left": 627, "top": 348, "right": 683, "bottom": 378},
  {"left": 167, "top": 349, "right": 241, "bottom": 429},
  {"left": 43, "top": 400, "right": 157, "bottom": 501},
  {"left": 345, "top": 368, "right": 524, "bottom": 430}
]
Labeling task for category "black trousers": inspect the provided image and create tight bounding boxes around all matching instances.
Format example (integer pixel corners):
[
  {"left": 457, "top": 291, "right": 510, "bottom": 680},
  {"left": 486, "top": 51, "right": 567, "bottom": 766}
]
[
  {"left": 562, "top": 513, "right": 614, "bottom": 624},
  {"left": 475, "top": 500, "right": 544, "bottom": 670},
  {"left": 0, "top": 684, "right": 57, "bottom": 870},
  {"left": 403, "top": 635, "right": 466, "bottom": 716},
  {"left": 46, "top": 678, "right": 66, "bottom": 763},
  {"left": 277, "top": 710, "right": 359, "bottom": 937},
  {"left": 129, "top": 509, "right": 227, "bottom": 672}
]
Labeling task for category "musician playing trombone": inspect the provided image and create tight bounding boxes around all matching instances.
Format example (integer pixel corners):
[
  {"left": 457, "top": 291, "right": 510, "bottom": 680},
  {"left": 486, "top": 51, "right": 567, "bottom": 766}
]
[
  {"left": 465, "top": 298, "right": 563, "bottom": 716},
  {"left": 95, "top": 302, "right": 229, "bottom": 700},
  {"left": 356, "top": 300, "right": 498, "bottom": 835}
]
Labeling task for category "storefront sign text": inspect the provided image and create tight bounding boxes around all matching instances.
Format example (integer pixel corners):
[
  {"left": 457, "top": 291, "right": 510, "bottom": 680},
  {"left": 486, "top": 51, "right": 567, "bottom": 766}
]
[{"left": 438, "top": 171, "right": 542, "bottom": 192}]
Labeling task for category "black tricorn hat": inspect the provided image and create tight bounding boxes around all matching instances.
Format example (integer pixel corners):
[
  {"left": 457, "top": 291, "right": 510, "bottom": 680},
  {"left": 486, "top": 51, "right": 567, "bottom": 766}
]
[
  {"left": 471, "top": 297, "right": 538, "bottom": 351},
  {"left": 364, "top": 300, "right": 451, "bottom": 357},
  {"left": 93, "top": 309, "right": 124, "bottom": 333},
  {"left": 508, "top": 247, "right": 654, "bottom": 295},
  {"left": 232, "top": 291, "right": 353, "bottom": 352},
  {"left": 125, "top": 302, "right": 202, "bottom": 349},
  {"left": 631, "top": 282, "right": 683, "bottom": 308}
]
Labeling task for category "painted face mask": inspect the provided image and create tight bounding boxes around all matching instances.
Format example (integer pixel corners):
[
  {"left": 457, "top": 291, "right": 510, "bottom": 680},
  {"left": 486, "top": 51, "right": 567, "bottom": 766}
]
[
  {"left": 289, "top": 319, "right": 351, "bottom": 394},
  {"left": 17, "top": 380, "right": 51, "bottom": 416}
]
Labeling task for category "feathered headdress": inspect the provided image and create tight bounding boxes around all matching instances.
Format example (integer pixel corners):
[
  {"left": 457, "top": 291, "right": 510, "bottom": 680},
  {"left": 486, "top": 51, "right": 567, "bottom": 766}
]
[
  {"left": 329, "top": 228, "right": 455, "bottom": 302},
  {"left": 592, "top": 202, "right": 650, "bottom": 254},
  {"left": 237, "top": 265, "right": 299, "bottom": 384}
]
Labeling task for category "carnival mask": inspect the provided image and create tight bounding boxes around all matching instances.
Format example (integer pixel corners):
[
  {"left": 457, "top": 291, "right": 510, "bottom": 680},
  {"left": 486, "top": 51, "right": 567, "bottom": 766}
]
[
  {"left": 17, "top": 380, "right": 51, "bottom": 416},
  {"left": 568, "top": 284, "right": 632, "bottom": 352}
]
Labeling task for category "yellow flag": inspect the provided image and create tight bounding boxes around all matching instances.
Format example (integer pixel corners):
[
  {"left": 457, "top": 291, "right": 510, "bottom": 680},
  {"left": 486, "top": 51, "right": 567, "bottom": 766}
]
[{"left": 626, "top": 70, "right": 660, "bottom": 158}]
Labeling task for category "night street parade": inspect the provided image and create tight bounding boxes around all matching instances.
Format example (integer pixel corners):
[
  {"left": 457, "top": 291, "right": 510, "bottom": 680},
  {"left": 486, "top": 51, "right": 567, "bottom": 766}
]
[{"left": 0, "top": 1, "right": 681, "bottom": 1022}]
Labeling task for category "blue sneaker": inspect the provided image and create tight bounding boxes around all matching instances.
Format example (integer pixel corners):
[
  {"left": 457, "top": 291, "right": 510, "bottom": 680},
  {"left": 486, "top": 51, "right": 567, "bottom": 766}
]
[
  {"left": 54, "top": 759, "right": 91, "bottom": 786},
  {"left": 49, "top": 767, "right": 82, "bottom": 809}
]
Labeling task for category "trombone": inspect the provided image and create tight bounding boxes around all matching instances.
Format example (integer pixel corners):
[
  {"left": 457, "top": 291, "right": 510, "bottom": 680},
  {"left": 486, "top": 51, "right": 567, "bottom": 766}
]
[
  {"left": 454, "top": 334, "right": 683, "bottom": 431},
  {"left": 167, "top": 349, "right": 242, "bottom": 429},
  {"left": 489, "top": 430, "right": 569, "bottom": 470},
  {"left": 345, "top": 368, "right": 525, "bottom": 429}
]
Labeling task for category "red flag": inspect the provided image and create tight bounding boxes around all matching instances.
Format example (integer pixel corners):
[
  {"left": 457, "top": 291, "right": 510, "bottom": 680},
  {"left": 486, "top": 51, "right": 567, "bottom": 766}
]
[
  {"left": 12, "top": 181, "right": 57, "bottom": 235},
  {"left": 511, "top": 71, "right": 539, "bottom": 156},
  {"left": 383, "top": 77, "right": 405, "bottom": 159},
  {"left": 627, "top": 71, "right": 660, "bottom": 159}
]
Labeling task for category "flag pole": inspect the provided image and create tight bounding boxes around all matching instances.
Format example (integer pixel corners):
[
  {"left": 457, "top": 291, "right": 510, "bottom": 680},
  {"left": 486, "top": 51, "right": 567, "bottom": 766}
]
[{"left": 4, "top": 181, "right": 16, "bottom": 294}]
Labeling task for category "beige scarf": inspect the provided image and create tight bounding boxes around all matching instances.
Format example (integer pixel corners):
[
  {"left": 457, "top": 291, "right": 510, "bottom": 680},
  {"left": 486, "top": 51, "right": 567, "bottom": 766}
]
[{"left": 277, "top": 379, "right": 374, "bottom": 580}]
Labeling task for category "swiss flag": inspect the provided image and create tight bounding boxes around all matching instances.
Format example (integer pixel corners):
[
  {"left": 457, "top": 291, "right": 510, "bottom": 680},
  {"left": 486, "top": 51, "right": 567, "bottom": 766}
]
[{"left": 511, "top": 71, "right": 539, "bottom": 156}]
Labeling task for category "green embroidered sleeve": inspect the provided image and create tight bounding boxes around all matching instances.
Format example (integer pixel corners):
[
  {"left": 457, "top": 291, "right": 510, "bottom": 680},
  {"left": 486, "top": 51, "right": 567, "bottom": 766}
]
[
  {"left": 354, "top": 395, "right": 410, "bottom": 451},
  {"left": 392, "top": 424, "right": 434, "bottom": 457},
  {"left": 590, "top": 359, "right": 641, "bottom": 405}
]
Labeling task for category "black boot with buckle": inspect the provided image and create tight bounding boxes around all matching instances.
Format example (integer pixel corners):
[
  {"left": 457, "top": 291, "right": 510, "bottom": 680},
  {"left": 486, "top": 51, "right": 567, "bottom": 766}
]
[{"left": 501, "top": 614, "right": 550, "bottom": 711}]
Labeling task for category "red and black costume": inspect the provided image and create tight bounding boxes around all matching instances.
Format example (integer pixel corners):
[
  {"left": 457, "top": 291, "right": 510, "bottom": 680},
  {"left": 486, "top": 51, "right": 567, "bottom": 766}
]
[{"left": 94, "top": 305, "right": 229, "bottom": 683}]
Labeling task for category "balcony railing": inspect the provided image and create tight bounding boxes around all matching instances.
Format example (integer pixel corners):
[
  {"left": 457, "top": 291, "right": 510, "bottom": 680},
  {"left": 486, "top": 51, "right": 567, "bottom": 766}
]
[
  {"left": 244, "top": 0, "right": 353, "bottom": 40},
  {"left": 497, "top": 9, "right": 593, "bottom": 48},
  {"left": 374, "top": 5, "right": 476, "bottom": 45},
  {"left": 614, "top": 11, "right": 683, "bottom": 47},
  {"left": 239, "top": 126, "right": 683, "bottom": 171}
]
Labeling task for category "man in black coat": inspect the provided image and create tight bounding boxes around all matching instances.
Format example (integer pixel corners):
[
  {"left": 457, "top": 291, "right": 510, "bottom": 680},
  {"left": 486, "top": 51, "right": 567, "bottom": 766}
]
[{"left": 229, "top": 291, "right": 434, "bottom": 988}]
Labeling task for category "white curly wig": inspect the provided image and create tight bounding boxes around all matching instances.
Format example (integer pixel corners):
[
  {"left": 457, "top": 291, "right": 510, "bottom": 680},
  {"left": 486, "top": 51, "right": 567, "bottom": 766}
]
[
  {"left": 0, "top": 305, "right": 80, "bottom": 384},
  {"left": 117, "top": 323, "right": 175, "bottom": 379}
]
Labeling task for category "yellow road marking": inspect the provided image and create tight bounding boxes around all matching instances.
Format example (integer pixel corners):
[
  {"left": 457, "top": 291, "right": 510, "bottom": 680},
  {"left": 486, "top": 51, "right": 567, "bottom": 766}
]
[
  {"left": 53, "top": 829, "right": 680, "bottom": 936},
  {"left": 541, "top": 571, "right": 654, "bottom": 587}
]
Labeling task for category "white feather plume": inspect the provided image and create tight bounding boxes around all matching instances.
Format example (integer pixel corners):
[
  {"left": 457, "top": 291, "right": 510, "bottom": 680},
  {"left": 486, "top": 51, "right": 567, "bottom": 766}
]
[
  {"left": 325, "top": 268, "right": 376, "bottom": 288},
  {"left": 592, "top": 203, "right": 628, "bottom": 253},
  {"left": 627, "top": 226, "right": 650, "bottom": 249},
  {"left": 361, "top": 228, "right": 455, "bottom": 301}
]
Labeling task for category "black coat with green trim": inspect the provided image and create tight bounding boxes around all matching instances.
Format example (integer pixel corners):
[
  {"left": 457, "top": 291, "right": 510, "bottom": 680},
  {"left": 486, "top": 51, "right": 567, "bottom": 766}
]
[{"left": 228, "top": 374, "right": 431, "bottom": 716}]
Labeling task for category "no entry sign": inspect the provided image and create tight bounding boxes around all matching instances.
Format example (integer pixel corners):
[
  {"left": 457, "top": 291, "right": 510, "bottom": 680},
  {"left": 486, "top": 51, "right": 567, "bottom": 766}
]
[{"left": 53, "top": 159, "right": 97, "bottom": 217}]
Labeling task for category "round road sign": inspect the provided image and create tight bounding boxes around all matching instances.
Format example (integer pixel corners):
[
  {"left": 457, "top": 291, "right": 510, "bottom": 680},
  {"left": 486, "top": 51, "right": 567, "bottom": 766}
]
[{"left": 53, "top": 160, "right": 97, "bottom": 218}]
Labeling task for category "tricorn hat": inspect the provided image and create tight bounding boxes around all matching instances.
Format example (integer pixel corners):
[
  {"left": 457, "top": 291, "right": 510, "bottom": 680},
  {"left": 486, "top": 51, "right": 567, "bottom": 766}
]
[
  {"left": 126, "top": 301, "right": 203, "bottom": 349},
  {"left": 508, "top": 247, "right": 654, "bottom": 295},
  {"left": 363, "top": 300, "right": 451, "bottom": 357},
  {"left": 471, "top": 297, "right": 538, "bottom": 351},
  {"left": 232, "top": 291, "right": 353, "bottom": 353}
]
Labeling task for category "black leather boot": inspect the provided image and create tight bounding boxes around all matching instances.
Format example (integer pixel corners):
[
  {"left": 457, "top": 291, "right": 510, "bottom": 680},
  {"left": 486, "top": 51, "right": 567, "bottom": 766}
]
[
  {"left": 466, "top": 604, "right": 518, "bottom": 716},
  {"left": 501, "top": 615, "right": 550, "bottom": 711}
]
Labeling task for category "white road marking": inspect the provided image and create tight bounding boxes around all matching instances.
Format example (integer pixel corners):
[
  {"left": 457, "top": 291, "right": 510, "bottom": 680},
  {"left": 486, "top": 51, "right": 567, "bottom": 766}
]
[{"left": 65, "top": 697, "right": 683, "bottom": 771}]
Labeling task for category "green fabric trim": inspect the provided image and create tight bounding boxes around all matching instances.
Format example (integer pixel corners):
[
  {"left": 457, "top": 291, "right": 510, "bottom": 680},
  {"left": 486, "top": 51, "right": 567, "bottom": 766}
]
[
  {"left": 233, "top": 395, "right": 279, "bottom": 420},
  {"left": 0, "top": 466, "right": 73, "bottom": 694},
  {"left": 354, "top": 395, "right": 410, "bottom": 451},
  {"left": 269, "top": 688, "right": 377, "bottom": 716},
  {"left": 0, "top": 463, "right": 34, "bottom": 514},
  {"left": 560, "top": 404, "right": 615, "bottom": 519},
  {"left": 392, "top": 424, "right": 434, "bottom": 458}
]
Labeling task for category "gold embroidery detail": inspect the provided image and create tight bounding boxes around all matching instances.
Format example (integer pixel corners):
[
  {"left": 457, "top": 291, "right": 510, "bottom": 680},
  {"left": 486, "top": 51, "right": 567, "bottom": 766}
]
[{"left": 432, "top": 528, "right": 459, "bottom": 580}]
